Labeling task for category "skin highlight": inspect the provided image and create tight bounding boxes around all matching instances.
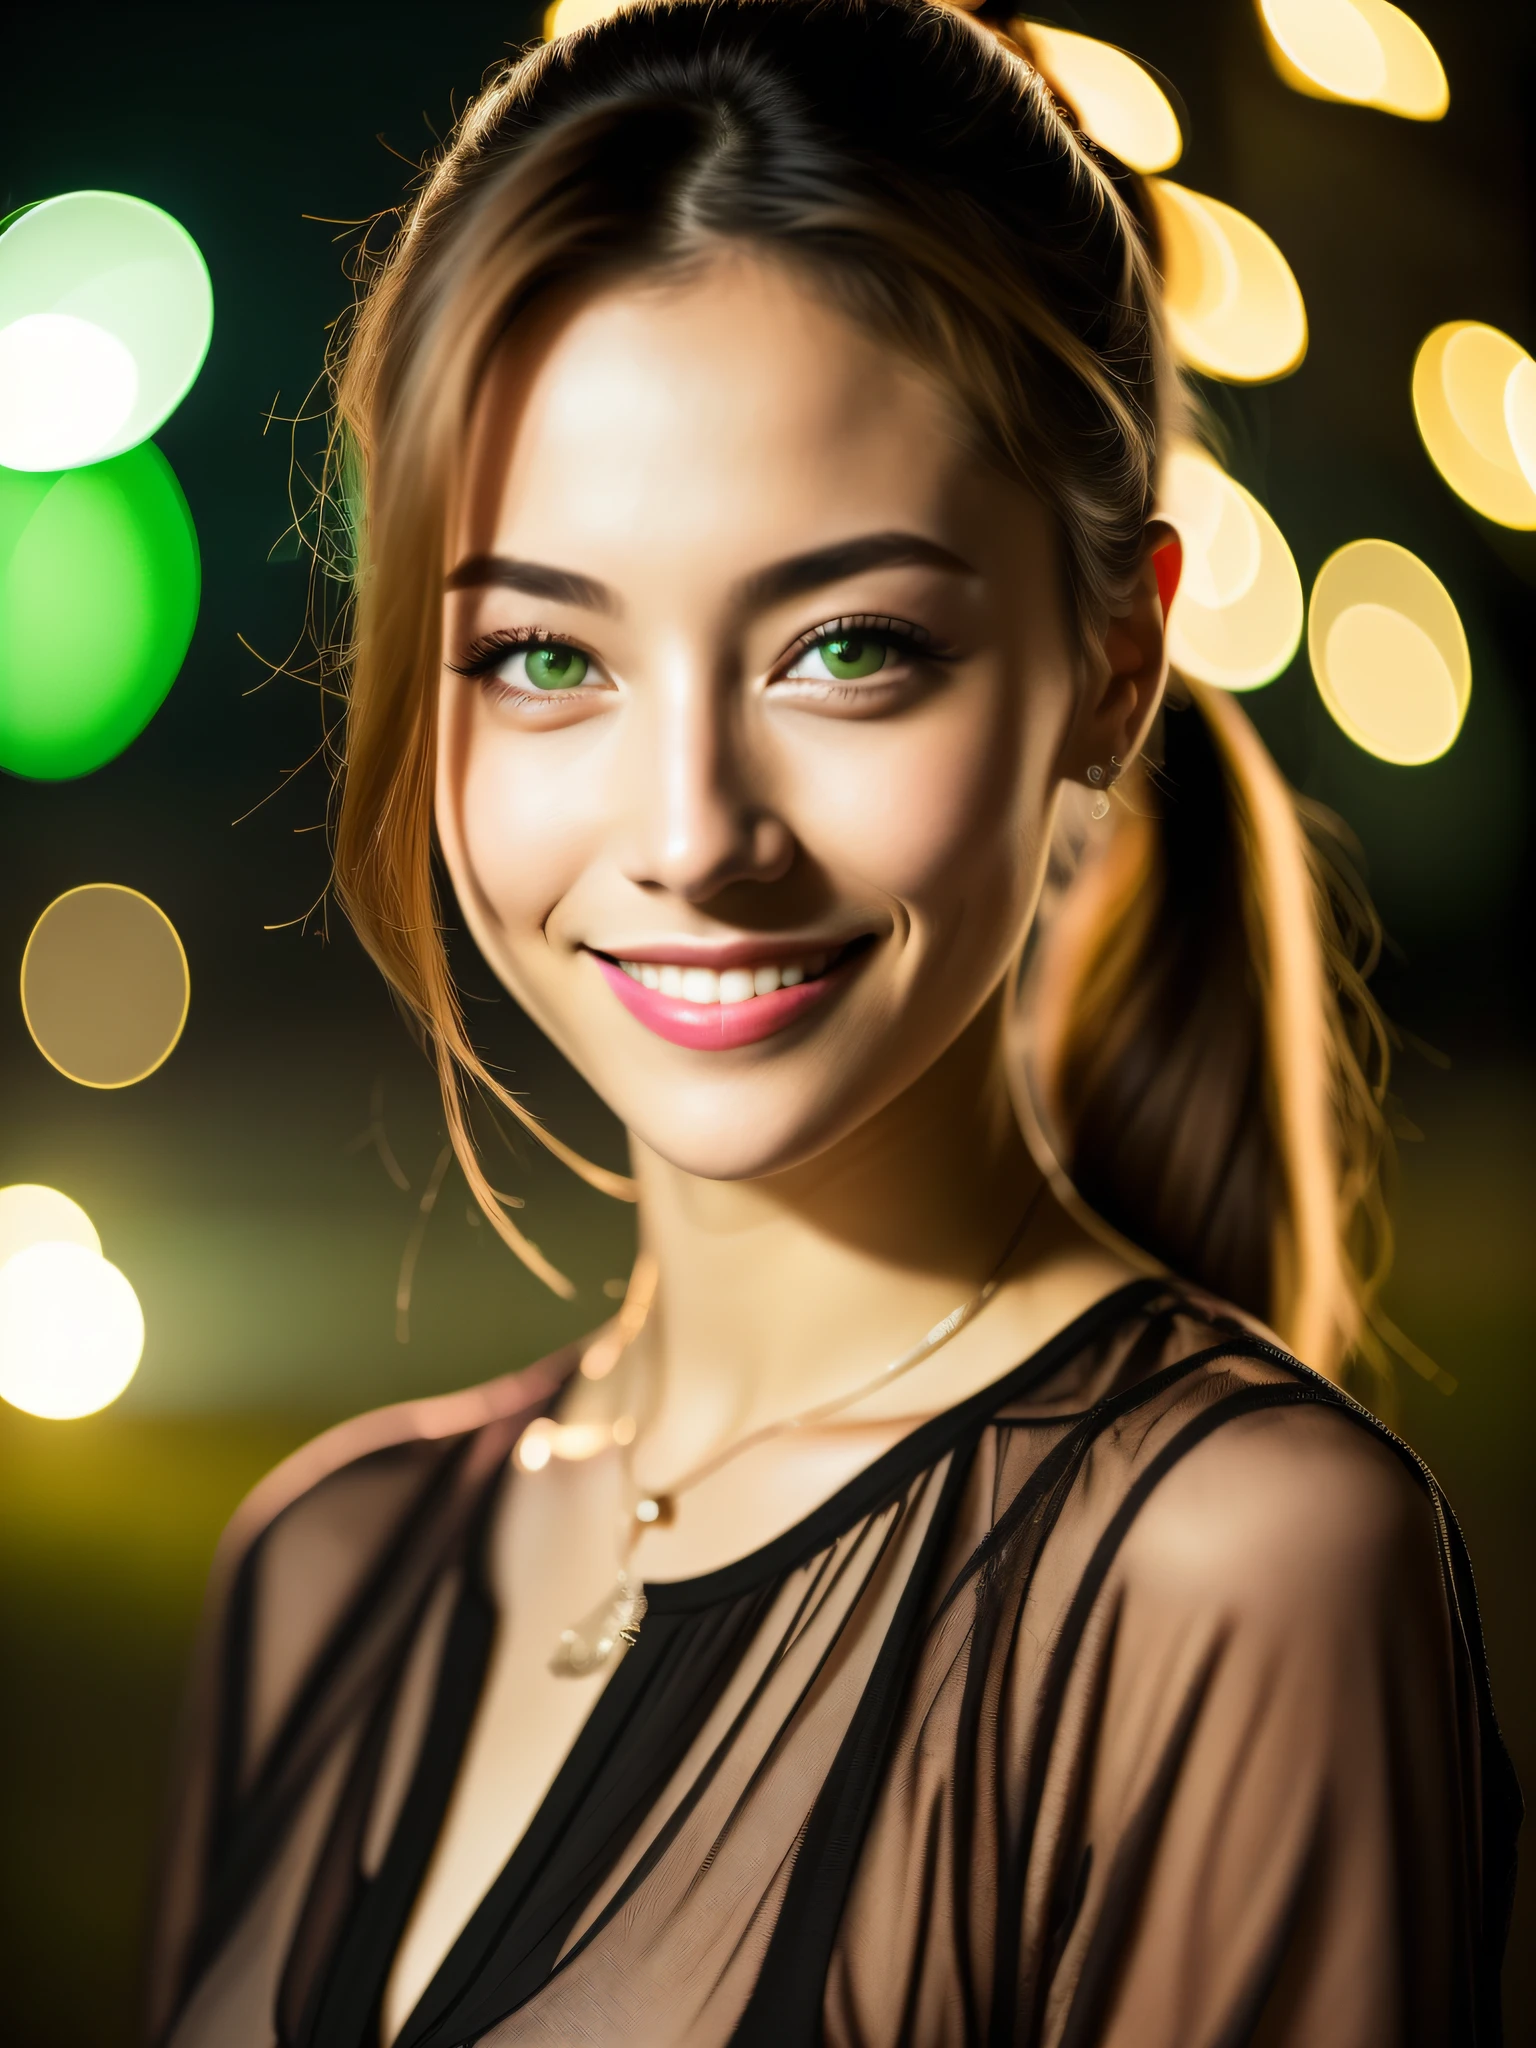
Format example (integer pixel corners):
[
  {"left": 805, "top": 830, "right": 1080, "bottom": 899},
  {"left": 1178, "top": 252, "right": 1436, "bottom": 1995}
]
[{"left": 390, "top": 250, "right": 1178, "bottom": 2038}]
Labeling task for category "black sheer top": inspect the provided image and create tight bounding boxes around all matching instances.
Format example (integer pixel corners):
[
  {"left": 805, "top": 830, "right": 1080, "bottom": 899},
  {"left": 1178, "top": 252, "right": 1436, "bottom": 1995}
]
[{"left": 147, "top": 1283, "right": 1518, "bottom": 2046}]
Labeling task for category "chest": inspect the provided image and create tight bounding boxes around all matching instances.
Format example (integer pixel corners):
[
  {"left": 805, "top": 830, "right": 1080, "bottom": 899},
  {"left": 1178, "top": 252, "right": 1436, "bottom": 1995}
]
[
  {"left": 382, "top": 1417, "right": 959, "bottom": 2039},
  {"left": 384, "top": 1419, "right": 923, "bottom": 2037},
  {"left": 366, "top": 1420, "right": 1101, "bottom": 2048},
  {"left": 380, "top": 1453, "right": 621, "bottom": 2038}
]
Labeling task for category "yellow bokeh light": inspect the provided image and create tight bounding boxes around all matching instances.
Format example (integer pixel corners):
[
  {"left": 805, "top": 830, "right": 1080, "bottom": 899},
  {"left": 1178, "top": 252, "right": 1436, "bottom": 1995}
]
[
  {"left": 1159, "top": 446, "right": 1304, "bottom": 690},
  {"left": 515, "top": 1415, "right": 612, "bottom": 1469},
  {"left": 1354, "top": 0, "right": 1450, "bottom": 119},
  {"left": 517, "top": 1418, "right": 556, "bottom": 1471},
  {"left": 1261, "top": 0, "right": 1385, "bottom": 102},
  {"left": 1412, "top": 322, "right": 1536, "bottom": 531},
  {"left": 1019, "top": 25, "right": 1182, "bottom": 174},
  {"left": 1150, "top": 180, "right": 1307, "bottom": 384},
  {"left": 21, "top": 883, "right": 190, "bottom": 1089},
  {"left": 1308, "top": 538, "right": 1470, "bottom": 765},
  {"left": 0, "top": 1240, "right": 144, "bottom": 1420},
  {"left": 1258, "top": 0, "right": 1448, "bottom": 120},
  {"left": 1505, "top": 356, "right": 1536, "bottom": 494},
  {"left": 0, "top": 1184, "right": 100, "bottom": 1269},
  {"left": 544, "top": 0, "right": 626, "bottom": 38}
]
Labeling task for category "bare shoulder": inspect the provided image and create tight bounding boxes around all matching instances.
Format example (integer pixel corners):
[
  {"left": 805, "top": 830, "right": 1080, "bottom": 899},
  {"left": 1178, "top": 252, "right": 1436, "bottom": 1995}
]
[{"left": 1118, "top": 1391, "right": 1444, "bottom": 1631}]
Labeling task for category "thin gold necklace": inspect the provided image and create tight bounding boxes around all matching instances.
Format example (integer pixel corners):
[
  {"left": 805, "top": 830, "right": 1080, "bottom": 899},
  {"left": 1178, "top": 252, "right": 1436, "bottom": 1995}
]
[{"left": 519, "top": 1188, "right": 1046, "bottom": 1677}]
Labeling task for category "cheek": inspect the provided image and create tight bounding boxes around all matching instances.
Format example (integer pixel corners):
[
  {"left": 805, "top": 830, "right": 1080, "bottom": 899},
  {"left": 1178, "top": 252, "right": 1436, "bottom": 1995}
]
[
  {"left": 446, "top": 704, "right": 602, "bottom": 940},
  {"left": 784, "top": 680, "right": 1046, "bottom": 926}
]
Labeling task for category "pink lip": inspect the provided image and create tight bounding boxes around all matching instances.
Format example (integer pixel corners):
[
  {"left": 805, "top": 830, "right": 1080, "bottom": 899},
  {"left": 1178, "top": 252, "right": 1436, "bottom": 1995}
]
[{"left": 592, "top": 951, "right": 860, "bottom": 1050}]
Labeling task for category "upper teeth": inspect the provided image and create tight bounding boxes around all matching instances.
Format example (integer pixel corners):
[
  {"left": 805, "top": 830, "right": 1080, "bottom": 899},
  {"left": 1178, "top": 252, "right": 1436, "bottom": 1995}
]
[{"left": 618, "top": 954, "right": 830, "bottom": 1004}]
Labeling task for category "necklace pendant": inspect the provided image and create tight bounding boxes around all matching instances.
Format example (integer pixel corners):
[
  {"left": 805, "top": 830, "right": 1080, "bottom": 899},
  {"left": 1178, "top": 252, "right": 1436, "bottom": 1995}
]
[{"left": 549, "top": 1569, "right": 647, "bottom": 1678}]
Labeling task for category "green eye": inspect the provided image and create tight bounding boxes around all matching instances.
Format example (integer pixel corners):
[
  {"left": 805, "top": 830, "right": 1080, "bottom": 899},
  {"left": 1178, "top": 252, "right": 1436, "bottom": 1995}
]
[
  {"left": 813, "top": 635, "right": 887, "bottom": 681},
  {"left": 520, "top": 644, "right": 589, "bottom": 690}
]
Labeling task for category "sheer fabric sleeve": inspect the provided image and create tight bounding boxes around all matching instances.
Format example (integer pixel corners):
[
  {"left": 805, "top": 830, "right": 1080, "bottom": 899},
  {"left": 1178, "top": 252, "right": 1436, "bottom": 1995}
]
[
  {"left": 1047, "top": 1404, "right": 1488, "bottom": 2048},
  {"left": 145, "top": 1415, "right": 440, "bottom": 2041},
  {"left": 144, "top": 1366, "right": 565, "bottom": 2047}
]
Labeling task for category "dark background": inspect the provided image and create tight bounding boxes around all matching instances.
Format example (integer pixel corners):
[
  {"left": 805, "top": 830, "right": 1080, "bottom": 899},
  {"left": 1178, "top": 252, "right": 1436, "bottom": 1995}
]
[{"left": 1, "top": 2, "right": 1532, "bottom": 2040}]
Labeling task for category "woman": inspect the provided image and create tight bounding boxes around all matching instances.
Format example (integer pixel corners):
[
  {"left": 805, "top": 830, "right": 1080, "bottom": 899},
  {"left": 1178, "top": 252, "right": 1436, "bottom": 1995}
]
[{"left": 147, "top": 3, "right": 1518, "bottom": 2042}]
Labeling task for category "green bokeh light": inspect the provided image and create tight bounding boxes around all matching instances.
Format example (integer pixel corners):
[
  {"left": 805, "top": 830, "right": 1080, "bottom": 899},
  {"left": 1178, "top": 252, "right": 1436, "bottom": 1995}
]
[
  {"left": 0, "top": 444, "right": 200, "bottom": 780},
  {"left": 0, "top": 190, "right": 213, "bottom": 472}
]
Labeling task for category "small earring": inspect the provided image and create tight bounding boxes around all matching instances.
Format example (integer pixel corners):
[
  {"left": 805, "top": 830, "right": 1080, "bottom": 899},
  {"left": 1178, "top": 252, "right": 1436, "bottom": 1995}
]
[{"left": 1086, "top": 763, "right": 1105, "bottom": 785}]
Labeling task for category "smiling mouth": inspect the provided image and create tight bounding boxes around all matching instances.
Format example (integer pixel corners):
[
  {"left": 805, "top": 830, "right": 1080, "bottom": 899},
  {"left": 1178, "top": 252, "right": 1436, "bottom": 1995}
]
[
  {"left": 588, "top": 938, "right": 874, "bottom": 1050},
  {"left": 614, "top": 947, "right": 844, "bottom": 1003}
]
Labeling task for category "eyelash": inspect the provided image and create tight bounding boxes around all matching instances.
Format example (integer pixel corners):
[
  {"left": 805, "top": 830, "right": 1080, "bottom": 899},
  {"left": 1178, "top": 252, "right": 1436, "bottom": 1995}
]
[
  {"left": 445, "top": 615, "right": 954, "bottom": 704},
  {"left": 775, "top": 614, "right": 951, "bottom": 692},
  {"left": 447, "top": 627, "right": 584, "bottom": 684},
  {"left": 779, "top": 613, "right": 932, "bottom": 663}
]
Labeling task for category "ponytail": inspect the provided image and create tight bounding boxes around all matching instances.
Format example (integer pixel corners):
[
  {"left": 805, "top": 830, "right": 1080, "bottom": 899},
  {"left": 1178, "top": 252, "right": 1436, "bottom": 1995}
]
[{"left": 1026, "top": 681, "right": 1392, "bottom": 1387}]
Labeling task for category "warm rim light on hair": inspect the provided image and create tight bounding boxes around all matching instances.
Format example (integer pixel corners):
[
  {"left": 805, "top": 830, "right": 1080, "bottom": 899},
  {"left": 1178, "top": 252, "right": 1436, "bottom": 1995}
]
[
  {"left": 0, "top": 1240, "right": 144, "bottom": 1420},
  {"left": 1412, "top": 321, "right": 1536, "bottom": 531},
  {"left": 1149, "top": 180, "right": 1307, "bottom": 384},
  {"left": 1257, "top": 0, "right": 1448, "bottom": 120},
  {"left": 544, "top": 0, "right": 627, "bottom": 37},
  {"left": 1017, "top": 24, "right": 1182, "bottom": 173},
  {"left": 1308, "top": 538, "right": 1471, "bottom": 765},
  {"left": 1159, "top": 447, "right": 1304, "bottom": 689}
]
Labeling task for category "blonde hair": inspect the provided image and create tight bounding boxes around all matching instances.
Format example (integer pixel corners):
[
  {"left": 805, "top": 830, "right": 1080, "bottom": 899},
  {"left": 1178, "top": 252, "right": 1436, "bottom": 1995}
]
[{"left": 324, "top": 0, "right": 1391, "bottom": 1378}]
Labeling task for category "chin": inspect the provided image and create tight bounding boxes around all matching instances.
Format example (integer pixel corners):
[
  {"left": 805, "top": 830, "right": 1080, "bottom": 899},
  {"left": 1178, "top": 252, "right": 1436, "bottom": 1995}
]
[{"left": 610, "top": 1077, "right": 873, "bottom": 1184}]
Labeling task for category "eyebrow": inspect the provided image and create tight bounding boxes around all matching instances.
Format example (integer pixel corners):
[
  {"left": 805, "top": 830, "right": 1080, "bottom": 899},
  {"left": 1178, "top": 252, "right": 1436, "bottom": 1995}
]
[
  {"left": 444, "top": 554, "right": 619, "bottom": 613},
  {"left": 442, "top": 530, "right": 974, "bottom": 617},
  {"left": 738, "top": 531, "right": 975, "bottom": 610}
]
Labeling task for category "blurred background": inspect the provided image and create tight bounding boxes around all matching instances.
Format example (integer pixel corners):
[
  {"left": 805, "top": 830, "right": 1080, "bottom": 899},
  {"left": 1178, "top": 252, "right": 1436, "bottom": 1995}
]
[{"left": 0, "top": 2, "right": 1531, "bottom": 2039}]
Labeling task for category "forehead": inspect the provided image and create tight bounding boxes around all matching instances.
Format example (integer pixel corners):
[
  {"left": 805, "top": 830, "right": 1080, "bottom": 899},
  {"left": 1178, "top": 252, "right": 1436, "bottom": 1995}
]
[{"left": 458, "top": 254, "right": 991, "bottom": 564}]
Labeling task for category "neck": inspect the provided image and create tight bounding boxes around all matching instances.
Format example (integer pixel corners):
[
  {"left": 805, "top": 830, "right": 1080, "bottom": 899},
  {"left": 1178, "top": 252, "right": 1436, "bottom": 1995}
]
[{"left": 625, "top": 990, "right": 1045, "bottom": 1467}]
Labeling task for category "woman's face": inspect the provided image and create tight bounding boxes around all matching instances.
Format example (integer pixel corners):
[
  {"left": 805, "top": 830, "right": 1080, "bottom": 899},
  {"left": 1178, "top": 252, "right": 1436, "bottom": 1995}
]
[{"left": 436, "top": 253, "right": 1152, "bottom": 1181}]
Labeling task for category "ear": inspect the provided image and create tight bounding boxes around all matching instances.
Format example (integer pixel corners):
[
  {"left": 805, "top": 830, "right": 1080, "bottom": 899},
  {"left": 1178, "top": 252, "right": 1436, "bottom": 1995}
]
[{"left": 1056, "top": 521, "right": 1182, "bottom": 789}]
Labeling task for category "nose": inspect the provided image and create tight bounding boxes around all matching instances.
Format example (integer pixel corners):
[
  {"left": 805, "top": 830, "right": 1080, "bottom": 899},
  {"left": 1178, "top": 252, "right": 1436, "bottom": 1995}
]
[{"left": 622, "top": 661, "right": 794, "bottom": 903}]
